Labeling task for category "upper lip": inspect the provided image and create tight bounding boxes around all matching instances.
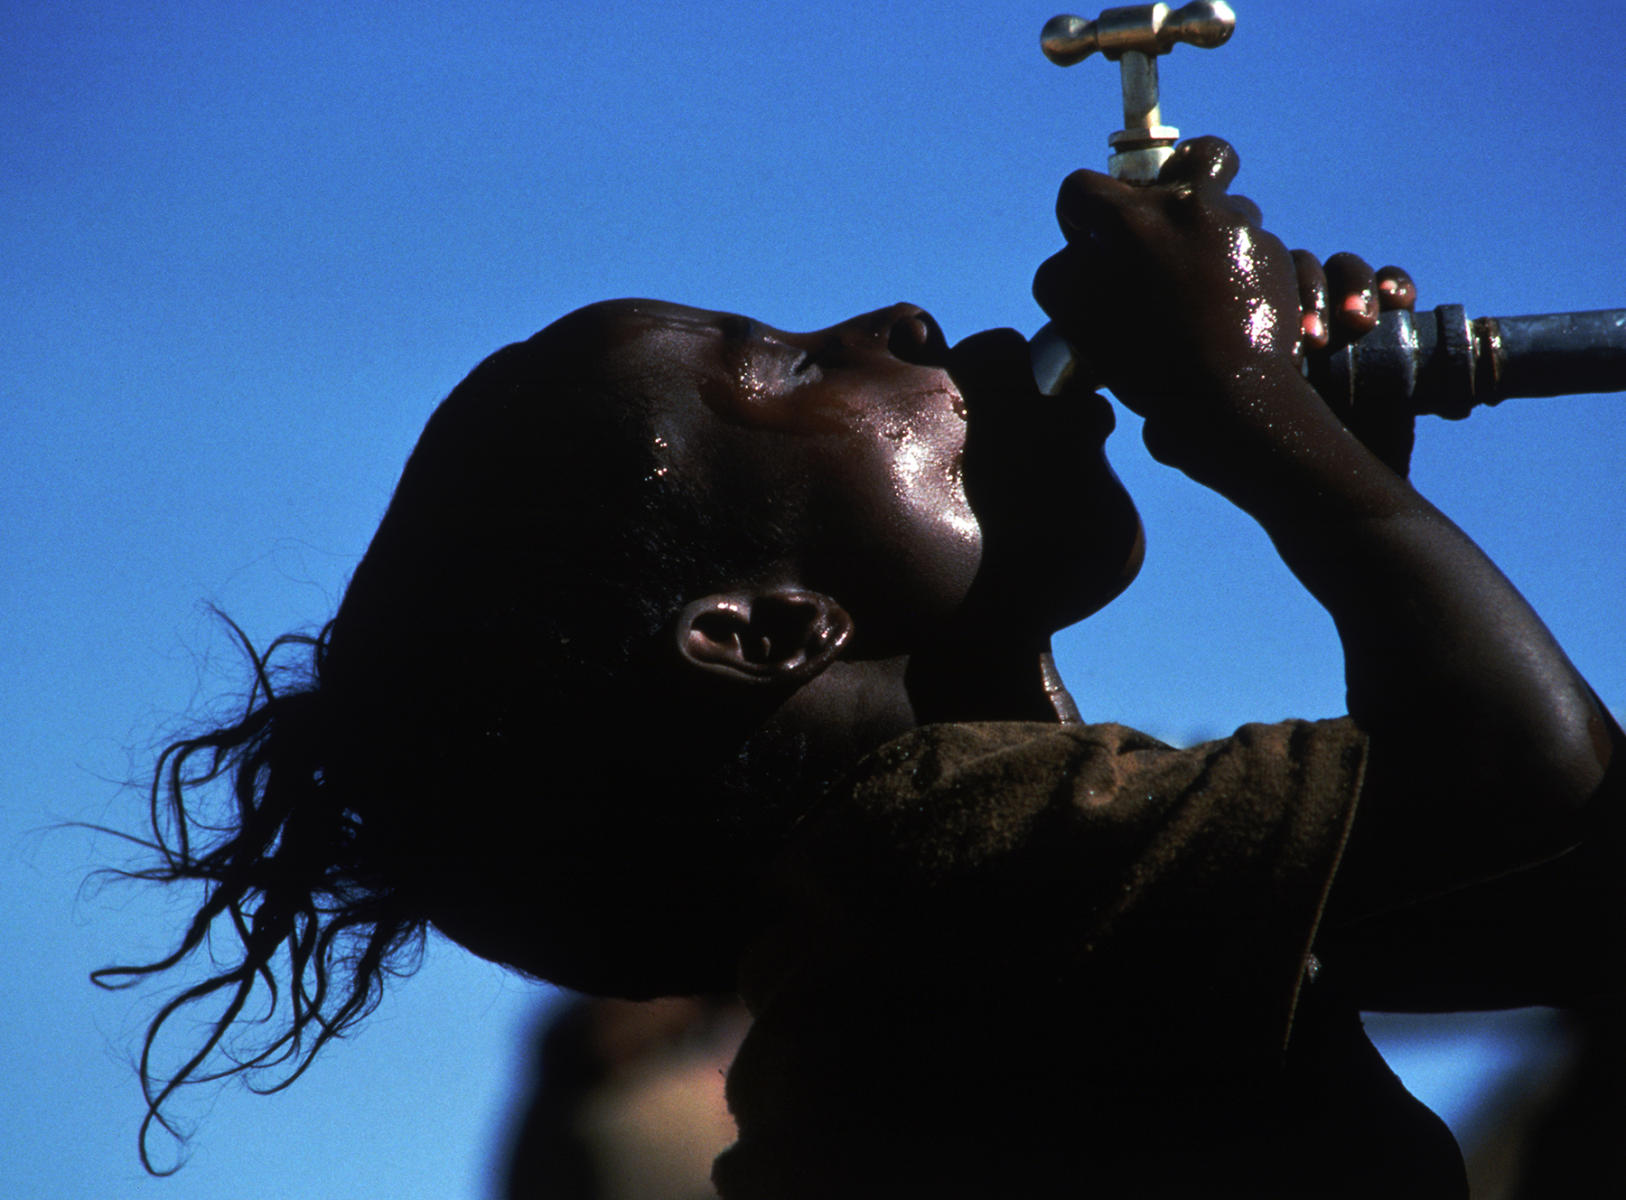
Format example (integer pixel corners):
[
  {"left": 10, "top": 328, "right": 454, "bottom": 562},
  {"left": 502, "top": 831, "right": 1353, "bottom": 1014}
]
[
  {"left": 948, "top": 326, "right": 1116, "bottom": 440},
  {"left": 947, "top": 328, "right": 1041, "bottom": 409}
]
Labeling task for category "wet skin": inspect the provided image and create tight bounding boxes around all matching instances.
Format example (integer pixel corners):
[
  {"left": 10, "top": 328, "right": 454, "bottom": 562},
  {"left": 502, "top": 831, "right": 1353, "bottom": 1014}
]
[
  {"left": 1033, "top": 137, "right": 1614, "bottom": 933},
  {"left": 562, "top": 298, "right": 1145, "bottom": 658},
  {"left": 514, "top": 137, "right": 1613, "bottom": 931},
  {"left": 411, "top": 302, "right": 1145, "bottom": 998},
  {"left": 433, "top": 136, "right": 1615, "bottom": 1003}
]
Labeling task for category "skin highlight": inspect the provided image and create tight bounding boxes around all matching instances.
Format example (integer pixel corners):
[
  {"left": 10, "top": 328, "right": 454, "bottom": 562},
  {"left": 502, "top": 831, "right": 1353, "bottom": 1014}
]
[{"left": 106, "top": 135, "right": 1623, "bottom": 1184}]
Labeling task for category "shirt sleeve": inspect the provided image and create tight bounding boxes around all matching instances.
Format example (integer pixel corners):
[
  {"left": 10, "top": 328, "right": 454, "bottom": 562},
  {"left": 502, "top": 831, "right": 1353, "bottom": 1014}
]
[{"left": 772, "top": 718, "right": 1368, "bottom": 1055}]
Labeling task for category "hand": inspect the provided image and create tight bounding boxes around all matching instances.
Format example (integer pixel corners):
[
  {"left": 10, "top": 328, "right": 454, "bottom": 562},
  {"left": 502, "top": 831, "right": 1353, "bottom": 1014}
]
[
  {"left": 1032, "top": 136, "right": 1303, "bottom": 417},
  {"left": 1295, "top": 252, "right": 1419, "bottom": 477},
  {"left": 1034, "top": 137, "right": 1419, "bottom": 478}
]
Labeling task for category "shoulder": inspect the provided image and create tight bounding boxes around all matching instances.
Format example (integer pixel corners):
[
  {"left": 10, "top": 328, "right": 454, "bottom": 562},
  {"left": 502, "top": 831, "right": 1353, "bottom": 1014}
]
[
  {"left": 844, "top": 717, "right": 1366, "bottom": 822},
  {"left": 844, "top": 720, "right": 1167, "bottom": 810},
  {"left": 794, "top": 717, "right": 1367, "bottom": 891},
  {"left": 826, "top": 721, "right": 1157, "bottom": 875}
]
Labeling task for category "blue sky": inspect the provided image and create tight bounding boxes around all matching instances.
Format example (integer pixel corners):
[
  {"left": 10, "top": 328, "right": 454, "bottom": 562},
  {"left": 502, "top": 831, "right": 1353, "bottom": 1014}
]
[{"left": 5, "top": 2, "right": 1624, "bottom": 1196}]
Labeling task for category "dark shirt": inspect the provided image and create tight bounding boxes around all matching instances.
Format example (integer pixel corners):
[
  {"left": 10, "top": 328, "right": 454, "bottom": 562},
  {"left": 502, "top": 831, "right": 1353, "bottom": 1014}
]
[{"left": 717, "top": 719, "right": 1468, "bottom": 1199}]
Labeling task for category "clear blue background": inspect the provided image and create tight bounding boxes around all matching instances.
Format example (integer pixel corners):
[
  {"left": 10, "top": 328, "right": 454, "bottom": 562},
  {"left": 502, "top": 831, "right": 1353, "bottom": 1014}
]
[{"left": 5, "top": 2, "right": 1623, "bottom": 1196}]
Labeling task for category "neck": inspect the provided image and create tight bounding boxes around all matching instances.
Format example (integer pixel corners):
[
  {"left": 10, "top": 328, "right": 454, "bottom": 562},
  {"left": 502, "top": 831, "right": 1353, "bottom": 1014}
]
[
  {"left": 904, "top": 637, "right": 1075, "bottom": 726},
  {"left": 744, "top": 640, "right": 1079, "bottom": 805}
]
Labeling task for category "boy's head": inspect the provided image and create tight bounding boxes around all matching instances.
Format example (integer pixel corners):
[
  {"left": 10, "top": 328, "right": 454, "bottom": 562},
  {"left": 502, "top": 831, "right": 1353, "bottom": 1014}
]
[{"left": 317, "top": 298, "right": 1143, "bottom": 995}]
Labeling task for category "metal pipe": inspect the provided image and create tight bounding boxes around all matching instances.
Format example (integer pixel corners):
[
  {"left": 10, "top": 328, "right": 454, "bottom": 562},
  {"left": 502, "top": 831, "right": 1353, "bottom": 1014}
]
[
  {"left": 1033, "top": 306, "right": 1626, "bottom": 410},
  {"left": 1033, "top": 5, "right": 1236, "bottom": 393},
  {"left": 1030, "top": 11, "right": 1623, "bottom": 414},
  {"left": 1306, "top": 306, "right": 1626, "bottom": 419}
]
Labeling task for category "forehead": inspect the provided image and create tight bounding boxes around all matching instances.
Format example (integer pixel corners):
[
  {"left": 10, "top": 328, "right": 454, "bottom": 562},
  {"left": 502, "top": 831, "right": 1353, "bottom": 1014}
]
[
  {"left": 543, "top": 298, "right": 742, "bottom": 410},
  {"left": 559, "top": 298, "right": 739, "bottom": 360}
]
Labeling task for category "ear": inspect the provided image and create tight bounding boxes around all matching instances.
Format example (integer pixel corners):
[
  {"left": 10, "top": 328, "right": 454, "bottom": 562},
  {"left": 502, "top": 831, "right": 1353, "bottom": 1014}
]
[{"left": 673, "top": 589, "right": 853, "bottom": 687}]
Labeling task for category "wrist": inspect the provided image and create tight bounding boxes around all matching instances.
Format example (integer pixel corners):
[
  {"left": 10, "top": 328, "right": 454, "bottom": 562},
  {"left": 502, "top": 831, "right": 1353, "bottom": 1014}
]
[
  {"left": 1141, "top": 365, "right": 1413, "bottom": 518},
  {"left": 1134, "top": 361, "right": 1306, "bottom": 470}
]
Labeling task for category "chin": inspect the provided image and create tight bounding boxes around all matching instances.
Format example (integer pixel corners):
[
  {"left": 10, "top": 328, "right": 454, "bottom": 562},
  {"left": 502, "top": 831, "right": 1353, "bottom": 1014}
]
[
  {"left": 1049, "top": 508, "right": 1146, "bottom": 631},
  {"left": 963, "top": 503, "right": 1143, "bottom": 637},
  {"left": 957, "top": 409, "right": 1146, "bottom": 633}
]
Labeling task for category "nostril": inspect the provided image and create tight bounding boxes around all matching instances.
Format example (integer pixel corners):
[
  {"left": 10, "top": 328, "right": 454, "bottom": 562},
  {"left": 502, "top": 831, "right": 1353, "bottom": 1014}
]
[{"left": 887, "top": 309, "right": 949, "bottom": 366}]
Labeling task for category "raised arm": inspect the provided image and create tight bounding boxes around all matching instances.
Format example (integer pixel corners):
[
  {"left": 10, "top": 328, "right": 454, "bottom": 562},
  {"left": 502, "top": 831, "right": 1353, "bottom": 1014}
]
[{"left": 1032, "top": 138, "right": 1617, "bottom": 937}]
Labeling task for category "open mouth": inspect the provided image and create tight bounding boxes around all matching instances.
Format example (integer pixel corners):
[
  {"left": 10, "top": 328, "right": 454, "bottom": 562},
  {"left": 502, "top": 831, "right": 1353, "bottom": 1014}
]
[{"left": 950, "top": 326, "right": 1116, "bottom": 441}]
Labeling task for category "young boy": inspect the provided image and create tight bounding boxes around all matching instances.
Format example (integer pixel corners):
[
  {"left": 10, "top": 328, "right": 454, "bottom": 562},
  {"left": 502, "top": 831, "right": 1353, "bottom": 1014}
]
[{"left": 119, "top": 138, "right": 1619, "bottom": 1196}]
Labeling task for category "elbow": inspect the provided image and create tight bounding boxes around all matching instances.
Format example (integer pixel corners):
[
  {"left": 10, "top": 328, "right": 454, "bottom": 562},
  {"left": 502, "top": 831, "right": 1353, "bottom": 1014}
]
[
  {"left": 1501, "top": 690, "right": 1619, "bottom": 853},
  {"left": 1574, "top": 699, "right": 1625, "bottom": 830},
  {"left": 1416, "top": 681, "right": 1619, "bottom": 864}
]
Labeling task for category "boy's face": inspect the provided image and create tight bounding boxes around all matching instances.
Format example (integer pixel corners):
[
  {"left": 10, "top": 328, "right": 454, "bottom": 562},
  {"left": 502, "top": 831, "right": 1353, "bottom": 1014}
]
[{"left": 562, "top": 299, "right": 1140, "bottom": 648}]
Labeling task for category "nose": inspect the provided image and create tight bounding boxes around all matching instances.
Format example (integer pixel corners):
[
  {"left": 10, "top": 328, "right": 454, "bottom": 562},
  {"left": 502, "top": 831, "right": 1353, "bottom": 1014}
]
[{"left": 820, "top": 304, "right": 950, "bottom": 368}]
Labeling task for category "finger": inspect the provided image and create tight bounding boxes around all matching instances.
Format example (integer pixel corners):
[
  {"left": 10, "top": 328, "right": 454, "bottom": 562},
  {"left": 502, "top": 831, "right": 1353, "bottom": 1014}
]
[
  {"left": 1325, "top": 251, "right": 1379, "bottom": 340},
  {"left": 1223, "top": 193, "right": 1263, "bottom": 228},
  {"left": 1292, "top": 250, "right": 1330, "bottom": 350},
  {"left": 1032, "top": 245, "right": 1098, "bottom": 328},
  {"left": 1055, "top": 168, "right": 1137, "bottom": 244},
  {"left": 1375, "top": 265, "right": 1417, "bottom": 311},
  {"left": 1157, "top": 136, "right": 1240, "bottom": 192}
]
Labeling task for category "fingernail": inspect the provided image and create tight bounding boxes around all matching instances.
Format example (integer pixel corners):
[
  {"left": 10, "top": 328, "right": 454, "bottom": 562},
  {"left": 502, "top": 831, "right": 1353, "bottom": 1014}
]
[
  {"left": 1342, "top": 292, "right": 1376, "bottom": 318},
  {"left": 1302, "top": 312, "right": 1326, "bottom": 342},
  {"left": 1378, "top": 278, "right": 1399, "bottom": 295}
]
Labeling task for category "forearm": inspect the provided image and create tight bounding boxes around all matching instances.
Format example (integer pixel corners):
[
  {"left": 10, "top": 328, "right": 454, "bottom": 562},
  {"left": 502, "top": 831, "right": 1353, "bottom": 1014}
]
[
  {"left": 1035, "top": 136, "right": 1618, "bottom": 921},
  {"left": 1174, "top": 365, "right": 1610, "bottom": 854}
]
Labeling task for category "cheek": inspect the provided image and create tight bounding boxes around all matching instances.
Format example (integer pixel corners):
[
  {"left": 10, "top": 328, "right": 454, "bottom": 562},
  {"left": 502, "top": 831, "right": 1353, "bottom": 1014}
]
[
  {"left": 803, "top": 414, "right": 984, "bottom": 635},
  {"left": 878, "top": 418, "right": 983, "bottom": 605},
  {"left": 887, "top": 426, "right": 979, "bottom": 544}
]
